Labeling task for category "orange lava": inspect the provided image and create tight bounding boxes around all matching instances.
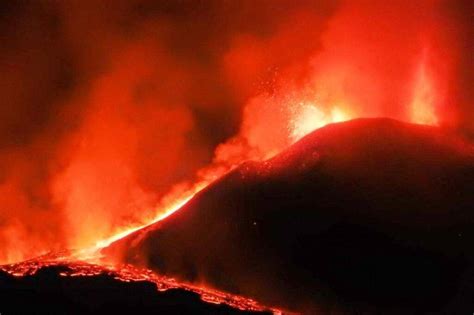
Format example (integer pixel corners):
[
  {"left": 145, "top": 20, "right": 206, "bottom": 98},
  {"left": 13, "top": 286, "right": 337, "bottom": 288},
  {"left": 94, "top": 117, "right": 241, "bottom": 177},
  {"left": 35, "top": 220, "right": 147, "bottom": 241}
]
[{"left": 0, "top": 252, "right": 281, "bottom": 314}]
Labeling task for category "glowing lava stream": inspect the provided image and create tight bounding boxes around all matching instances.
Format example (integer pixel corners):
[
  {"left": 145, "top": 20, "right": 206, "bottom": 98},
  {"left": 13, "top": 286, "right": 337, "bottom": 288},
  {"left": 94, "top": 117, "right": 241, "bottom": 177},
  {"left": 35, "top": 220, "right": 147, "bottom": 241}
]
[
  {"left": 75, "top": 192, "right": 198, "bottom": 261},
  {"left": 96, "top": 195, "right": 193, "bottom": 248}
]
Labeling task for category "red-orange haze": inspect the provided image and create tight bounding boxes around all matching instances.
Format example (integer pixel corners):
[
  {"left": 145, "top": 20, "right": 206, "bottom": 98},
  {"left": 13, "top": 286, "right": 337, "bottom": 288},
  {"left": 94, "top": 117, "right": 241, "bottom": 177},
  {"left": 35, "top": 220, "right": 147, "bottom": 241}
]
[{"left": 0, "top": 0, "right": 472, "bottom": 263}]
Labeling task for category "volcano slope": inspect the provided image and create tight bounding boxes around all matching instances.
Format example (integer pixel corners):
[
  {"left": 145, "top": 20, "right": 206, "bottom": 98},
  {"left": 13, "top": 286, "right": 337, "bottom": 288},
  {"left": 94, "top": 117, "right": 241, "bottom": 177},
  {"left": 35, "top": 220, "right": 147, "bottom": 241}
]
[{"left": 105, "top": 118, "right": 474, "bottom": 313}]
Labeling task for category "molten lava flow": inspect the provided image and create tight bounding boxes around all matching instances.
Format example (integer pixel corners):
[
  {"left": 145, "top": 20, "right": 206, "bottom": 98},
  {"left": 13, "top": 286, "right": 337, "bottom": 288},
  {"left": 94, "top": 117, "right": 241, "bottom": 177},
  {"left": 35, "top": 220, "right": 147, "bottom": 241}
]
[
  {"left": 93, "top": 194, "right": 194, "bottom": 250},
  {"left": 0, "top": 254, "right": 280, "bottom": 313}
]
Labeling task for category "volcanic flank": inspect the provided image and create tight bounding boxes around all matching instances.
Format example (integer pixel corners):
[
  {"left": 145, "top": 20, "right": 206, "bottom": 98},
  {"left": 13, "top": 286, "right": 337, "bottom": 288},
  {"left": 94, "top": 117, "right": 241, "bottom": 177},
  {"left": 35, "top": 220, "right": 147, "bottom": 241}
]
[{"left": 104, "top": 118, "right": 474, "bottom": 313}]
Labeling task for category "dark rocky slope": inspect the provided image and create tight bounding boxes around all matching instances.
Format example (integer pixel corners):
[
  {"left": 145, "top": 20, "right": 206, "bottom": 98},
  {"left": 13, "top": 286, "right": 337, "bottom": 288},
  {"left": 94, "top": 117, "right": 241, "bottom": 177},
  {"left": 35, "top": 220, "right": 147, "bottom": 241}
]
[
  {"left": 0, "top": 263, "right": 271, "bottom": 314},
  {"left": 105, "top": 118, "right": 474, "bottom": 313}
]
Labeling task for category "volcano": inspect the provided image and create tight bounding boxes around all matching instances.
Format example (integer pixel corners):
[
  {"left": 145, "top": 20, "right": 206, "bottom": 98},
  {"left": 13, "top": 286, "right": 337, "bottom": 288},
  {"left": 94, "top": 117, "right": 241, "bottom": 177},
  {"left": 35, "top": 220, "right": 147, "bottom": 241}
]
[
  {"left": 1, "top": 0, "right": 473, "bottom": 313},
  {"left": 104, "top": 118, "right": 474, "bottom": 313}
]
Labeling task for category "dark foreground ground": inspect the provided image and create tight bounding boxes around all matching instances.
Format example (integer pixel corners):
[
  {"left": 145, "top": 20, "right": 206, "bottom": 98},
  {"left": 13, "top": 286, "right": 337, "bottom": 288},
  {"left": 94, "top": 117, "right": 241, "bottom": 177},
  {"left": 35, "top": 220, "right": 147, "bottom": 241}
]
[{"left": 0, "top": 264, "right": 272, "bottom": 315}]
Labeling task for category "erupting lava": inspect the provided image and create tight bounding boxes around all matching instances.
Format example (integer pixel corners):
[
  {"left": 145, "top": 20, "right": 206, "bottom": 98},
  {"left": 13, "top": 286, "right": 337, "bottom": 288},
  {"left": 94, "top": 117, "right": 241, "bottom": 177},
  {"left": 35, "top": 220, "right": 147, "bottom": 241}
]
[{"left": 290, "top": 104, "right": 350, "bottom": 141}]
